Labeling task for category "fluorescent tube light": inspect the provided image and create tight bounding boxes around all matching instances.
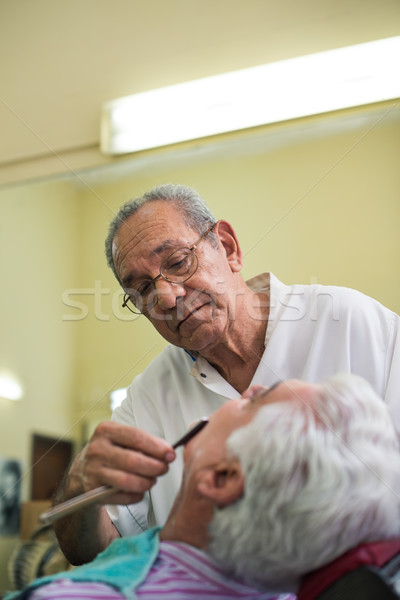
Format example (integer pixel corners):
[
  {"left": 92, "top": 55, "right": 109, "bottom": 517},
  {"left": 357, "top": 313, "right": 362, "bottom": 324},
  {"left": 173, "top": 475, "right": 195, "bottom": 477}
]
[{"left": 101, "top": 36, "right": 400, "bottom": 156}]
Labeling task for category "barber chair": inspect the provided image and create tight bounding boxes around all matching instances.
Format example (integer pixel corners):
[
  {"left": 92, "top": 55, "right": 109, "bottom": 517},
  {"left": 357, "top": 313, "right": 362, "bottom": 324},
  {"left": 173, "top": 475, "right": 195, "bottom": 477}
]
[{"left": 297, "top": 540, "right": 400, "bottom": 599}]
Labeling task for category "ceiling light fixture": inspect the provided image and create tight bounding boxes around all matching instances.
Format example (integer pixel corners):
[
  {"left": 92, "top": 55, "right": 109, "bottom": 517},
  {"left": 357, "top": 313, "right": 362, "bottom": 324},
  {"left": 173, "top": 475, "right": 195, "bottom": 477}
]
[{"left": 100, "top": 36, "right": 400, "bottom": 156}]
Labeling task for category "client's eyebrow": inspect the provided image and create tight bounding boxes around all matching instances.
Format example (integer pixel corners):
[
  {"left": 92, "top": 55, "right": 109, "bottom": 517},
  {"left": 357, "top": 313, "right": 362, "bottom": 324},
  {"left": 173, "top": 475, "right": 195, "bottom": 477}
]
[
  {"left": 172, "top": 417, "right": 209, "bottom": 449},
  {"left": 266, "top": 381, "right": 282, "bottom": 395},
  {"left": 249, "top": 381, "right": 282, "bottom": 403}
]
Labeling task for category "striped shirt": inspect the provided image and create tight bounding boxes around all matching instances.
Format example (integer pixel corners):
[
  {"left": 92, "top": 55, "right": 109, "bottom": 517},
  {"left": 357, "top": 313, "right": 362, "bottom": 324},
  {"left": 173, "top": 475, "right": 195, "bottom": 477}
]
[{"left": 29, "top": 541, "right": 296, "bottom": 600}]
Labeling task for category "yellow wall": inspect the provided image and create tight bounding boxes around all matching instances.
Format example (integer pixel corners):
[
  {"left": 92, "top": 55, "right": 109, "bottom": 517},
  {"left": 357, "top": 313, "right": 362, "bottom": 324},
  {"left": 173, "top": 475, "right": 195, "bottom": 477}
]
[
  {"left": 0, "top": 178, "right": 81, "bottom": 589},
  {"left": 1, "top": 103, "right": 399, "bottom": 590}
]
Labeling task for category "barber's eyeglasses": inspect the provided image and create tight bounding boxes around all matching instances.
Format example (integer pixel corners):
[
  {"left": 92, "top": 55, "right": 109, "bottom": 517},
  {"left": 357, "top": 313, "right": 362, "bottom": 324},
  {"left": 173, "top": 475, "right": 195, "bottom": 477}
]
[{"left": 122, "top": 222, "right": 217, "bottom": 314}]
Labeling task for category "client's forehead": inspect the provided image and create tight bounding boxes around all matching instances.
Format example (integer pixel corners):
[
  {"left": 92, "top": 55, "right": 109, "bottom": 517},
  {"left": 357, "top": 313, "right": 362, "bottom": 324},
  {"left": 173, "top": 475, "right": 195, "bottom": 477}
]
[
  {"left": 245, "top": 380, "right": 320, "bottom": 407},
  {"left": 183, "top": 380, "right": 321, "bottom": 461}
]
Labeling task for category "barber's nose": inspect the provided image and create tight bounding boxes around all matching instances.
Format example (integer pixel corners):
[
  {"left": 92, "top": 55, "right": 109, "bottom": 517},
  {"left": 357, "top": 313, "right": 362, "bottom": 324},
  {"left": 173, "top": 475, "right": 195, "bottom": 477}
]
[{"left": 154, "top": 278, "right": 185, "bottom": 310}]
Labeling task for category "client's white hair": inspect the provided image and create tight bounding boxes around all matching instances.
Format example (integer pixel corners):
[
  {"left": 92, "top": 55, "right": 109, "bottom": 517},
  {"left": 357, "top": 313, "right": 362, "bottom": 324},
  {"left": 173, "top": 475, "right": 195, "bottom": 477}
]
[{"left": 207, "top": 374, "right": 400, "bottom": 592}]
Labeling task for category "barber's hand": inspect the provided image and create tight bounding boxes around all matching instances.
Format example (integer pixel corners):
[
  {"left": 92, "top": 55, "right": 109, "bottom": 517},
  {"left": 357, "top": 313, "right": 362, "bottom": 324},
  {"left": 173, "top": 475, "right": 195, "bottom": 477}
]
[{"left": 67, "top": 421, "right": 176, "bottom": 505}]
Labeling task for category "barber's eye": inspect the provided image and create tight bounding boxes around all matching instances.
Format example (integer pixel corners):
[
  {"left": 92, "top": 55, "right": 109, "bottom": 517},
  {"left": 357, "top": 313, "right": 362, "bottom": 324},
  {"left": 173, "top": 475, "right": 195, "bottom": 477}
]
[
  {"left": 165, "top": 252, "right": 190, "bottom": 273},
  {"left": 136, "top": 281, "right": 153, "bottom": 296},
  {"left": 171, "top": 257, "right": 187, "bottom": 270}
]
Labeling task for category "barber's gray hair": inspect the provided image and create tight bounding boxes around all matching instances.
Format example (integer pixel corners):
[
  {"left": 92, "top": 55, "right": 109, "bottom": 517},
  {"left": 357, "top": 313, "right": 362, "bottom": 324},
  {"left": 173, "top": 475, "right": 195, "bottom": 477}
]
[
  {"left": 105, "top": 184, "right": 217, "bottom": 282},
  {"left": 207, "top": 374, "right": 400, "bottom": 593}
]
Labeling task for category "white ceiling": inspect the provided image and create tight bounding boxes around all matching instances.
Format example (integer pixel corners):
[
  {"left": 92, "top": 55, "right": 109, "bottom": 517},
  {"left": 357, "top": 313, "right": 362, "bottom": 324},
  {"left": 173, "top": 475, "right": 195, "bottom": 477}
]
[{"left": 1, "top": 0, "right": 399, "bottom": 183}]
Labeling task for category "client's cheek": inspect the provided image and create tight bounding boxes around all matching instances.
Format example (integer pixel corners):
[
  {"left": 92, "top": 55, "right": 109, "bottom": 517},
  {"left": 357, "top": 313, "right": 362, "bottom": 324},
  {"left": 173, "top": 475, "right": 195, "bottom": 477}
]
[{"left": 183, "top": 439, "right": 203, "bottom": 463}]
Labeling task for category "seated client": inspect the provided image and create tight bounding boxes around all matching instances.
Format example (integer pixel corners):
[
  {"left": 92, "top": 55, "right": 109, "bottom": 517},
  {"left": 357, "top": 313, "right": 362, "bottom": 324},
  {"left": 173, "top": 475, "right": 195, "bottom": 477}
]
[{"left": 7, "top": 374, "right": 400, "bottom": 599}]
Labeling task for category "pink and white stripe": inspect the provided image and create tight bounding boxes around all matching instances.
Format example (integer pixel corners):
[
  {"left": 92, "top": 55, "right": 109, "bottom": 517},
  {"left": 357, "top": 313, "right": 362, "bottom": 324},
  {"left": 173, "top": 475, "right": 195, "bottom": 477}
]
[{"left": 29, "top": 541, "right": 296, "bottom": 599}]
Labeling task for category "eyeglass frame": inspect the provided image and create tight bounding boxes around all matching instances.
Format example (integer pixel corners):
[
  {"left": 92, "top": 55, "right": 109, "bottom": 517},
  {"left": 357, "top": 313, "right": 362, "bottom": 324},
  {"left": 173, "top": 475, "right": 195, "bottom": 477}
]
[{"left": 121, "top": 221, "right": 218, "bottom": 314}]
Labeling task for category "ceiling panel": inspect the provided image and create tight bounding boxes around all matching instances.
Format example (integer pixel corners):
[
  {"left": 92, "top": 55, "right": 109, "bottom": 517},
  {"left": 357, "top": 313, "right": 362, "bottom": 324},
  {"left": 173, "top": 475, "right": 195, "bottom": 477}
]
[{"left": 0, "top": 0, "right": 399, "bottom": 175}]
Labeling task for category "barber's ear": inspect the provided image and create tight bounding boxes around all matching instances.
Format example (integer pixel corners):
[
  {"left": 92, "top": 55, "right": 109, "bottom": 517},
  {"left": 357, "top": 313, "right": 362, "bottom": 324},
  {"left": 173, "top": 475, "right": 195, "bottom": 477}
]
[
  {"left": 197, "top": 459, "right": 244, "bottom": 507},
  {"left": 214, "top": 220, "right": 242, "bottom": 273}
]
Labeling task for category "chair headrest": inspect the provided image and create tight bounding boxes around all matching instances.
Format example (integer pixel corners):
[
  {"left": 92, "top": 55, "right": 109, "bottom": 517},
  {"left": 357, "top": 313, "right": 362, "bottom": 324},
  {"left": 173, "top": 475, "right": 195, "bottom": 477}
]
[{"left": 298, "top": 539, "right": 400, "bottom": 600}]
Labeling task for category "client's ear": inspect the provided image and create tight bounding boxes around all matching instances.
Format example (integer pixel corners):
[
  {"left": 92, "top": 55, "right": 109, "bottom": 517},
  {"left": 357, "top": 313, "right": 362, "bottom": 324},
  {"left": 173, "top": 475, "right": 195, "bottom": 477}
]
[{"left": 197, "top": 459, "right": 244, "bottom": 507}]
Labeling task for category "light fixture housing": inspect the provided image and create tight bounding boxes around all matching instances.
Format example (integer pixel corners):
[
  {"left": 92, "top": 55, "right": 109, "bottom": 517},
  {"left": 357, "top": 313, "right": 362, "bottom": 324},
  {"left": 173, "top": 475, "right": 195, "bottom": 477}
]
[{"left": 100, "top": 36, "right": 400, "bottom": 156}]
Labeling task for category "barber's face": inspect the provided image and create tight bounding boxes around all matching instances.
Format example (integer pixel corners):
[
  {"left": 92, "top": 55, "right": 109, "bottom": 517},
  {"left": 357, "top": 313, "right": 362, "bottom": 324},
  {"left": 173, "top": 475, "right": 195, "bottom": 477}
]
[
  {"left": 112, "top": 201, "right": 242, "bottom": 353},
  {"left": 183, "top": 380, "right": 321, "bottom": 469}
]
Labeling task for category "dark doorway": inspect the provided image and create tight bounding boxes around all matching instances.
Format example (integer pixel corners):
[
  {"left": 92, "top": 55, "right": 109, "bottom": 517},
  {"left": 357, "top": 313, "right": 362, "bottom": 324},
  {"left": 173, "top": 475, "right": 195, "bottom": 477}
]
[{"left": 31, "top": 434, "right": 74, "bottom": 500}]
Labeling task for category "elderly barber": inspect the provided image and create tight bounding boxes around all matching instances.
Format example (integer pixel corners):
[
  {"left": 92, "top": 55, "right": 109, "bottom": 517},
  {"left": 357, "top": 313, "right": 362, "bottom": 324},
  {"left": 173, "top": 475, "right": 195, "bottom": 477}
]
[{"left": 53, "top": 184, "right": 400, "bottom": 565}]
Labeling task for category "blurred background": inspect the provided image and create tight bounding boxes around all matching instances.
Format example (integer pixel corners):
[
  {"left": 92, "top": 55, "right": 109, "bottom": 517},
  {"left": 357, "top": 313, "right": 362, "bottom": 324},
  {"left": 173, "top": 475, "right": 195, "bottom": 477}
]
[{"left": 0, "top": 0, "right": 399, "bottom": 592}]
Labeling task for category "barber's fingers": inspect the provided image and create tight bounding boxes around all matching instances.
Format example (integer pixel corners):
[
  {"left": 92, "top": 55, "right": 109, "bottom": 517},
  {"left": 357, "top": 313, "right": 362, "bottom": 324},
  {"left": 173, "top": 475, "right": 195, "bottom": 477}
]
[
  {"left": 85, "top": 437, "right": 172, "bottom": 481},
  {"left": 76, "top": 421, "right": 176, "bottom": 497},
  {"left": 90, "top": 421, "right": 175, "bottom": 461},
  {"left": 58, "top": 426, "right": 170, "bottom": 507},
  {"left": 96, "top": 464, "right": 159, "bottom": 506}
]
